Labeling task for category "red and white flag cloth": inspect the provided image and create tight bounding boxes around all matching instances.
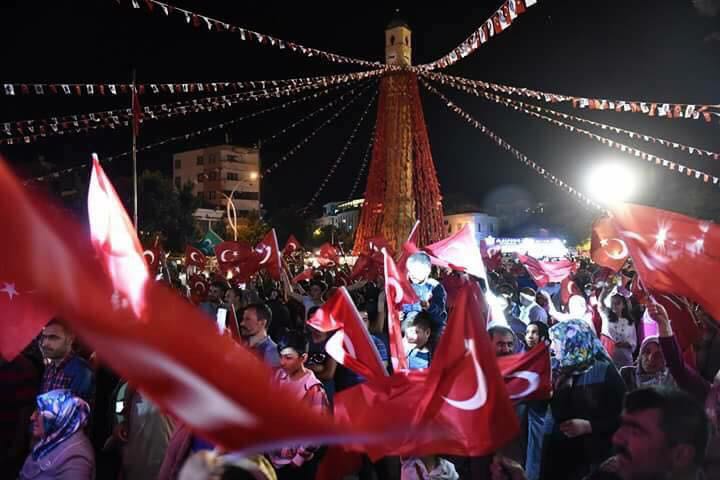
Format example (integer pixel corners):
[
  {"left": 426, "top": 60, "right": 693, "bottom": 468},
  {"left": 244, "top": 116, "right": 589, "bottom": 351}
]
[
  {"left": 560, "top": 275, "right": 582, "bottom": 306},
  {"left": 185, "top": 245, "right": 207, "bottom": 269},
  {"left": 517, "top": 255, "right": 576, "bottom": 288},
  {"left": 0, "top": 155, "right": 384, "bottom": 452},
  {"left": 349, "top": 253, "right": 380, "bottom": 282},
  {"left": 610, "top": 203, "right": 720, "bottom": 322},
  {"left": 282, "top": 234, "right": 303, "bottom": 256},
  {"left": 591, "top": 216, "right": 630, "bottom": 272},
  {"left": 424, "top": 224, "right": 488, "bottom": 281},
  {"left": 0, "top": 275, "right": 53, "bottom": 361},
  {"left": 143, "top": 246, "right": 162, "bottom": 273},
  {"left": 188, "top": 274, "right": 208, "bottom": 304},
  {"left": 382, "top": 251, "right": 418, "bottom": 371},
  {"left": 88, "top": 154, "right": 149, "bottom": 318},
  {"left": 334, "top": 283, "right": 519, "bottom": 460},
  {"left": 318, "top": 243, "right": 340, "bottom": 268},
  {"left": 497, "top": 344, "right": 552, "bottom": 403},
  {"left": 307, "top": 288, "right": 387, "bottom": 382},
  {"left": 253, "top": 229, "right": 282, "bottom": 281},
  {"left": 292, "top": 268, "right": 314, "bottom": 284}
]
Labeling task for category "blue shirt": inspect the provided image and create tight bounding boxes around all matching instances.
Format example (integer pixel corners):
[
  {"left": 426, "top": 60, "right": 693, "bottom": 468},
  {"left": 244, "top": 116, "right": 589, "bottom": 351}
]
[
  {"left": 407, "top": 347, "right": 431, "bottom": 370},
  {"left": 401, "top": 278, "right": 448, "bottom": 332}
]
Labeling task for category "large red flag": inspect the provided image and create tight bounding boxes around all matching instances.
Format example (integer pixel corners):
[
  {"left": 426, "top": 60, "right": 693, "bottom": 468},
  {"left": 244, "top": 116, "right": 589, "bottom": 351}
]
[
  {"left": 143, "top": 245, "right": 162, "bottom": 274},
  {"left": 88, "top": 154, "right": 149, "bottom": 318},
  {"left": 591, "top": 216, "right": 630, "bottom": 272},
  {"left": 518, "top": 255, "right": 576, "bottom": 288},
  {"left": 560, "top": 275, "right": 582, "bottom": 306},
  {"left": 0, "top": 156, "right": 382, "bottom": 452},
  {"left": 611, "top": 203, "right": 720, "bottom": 322},
  {"left": 254, "top": 229, "right": 282, "bottom": 280},
  {"left": 383, "top": 251, "right": 418, "bottom": 371},
  {"left": 282, "top": 234, "right": 303, "bottom": 256},
  {"left": 215, "top": 241, "right": 253, "bottom": 275},
  {"left": 335, "top": 283, "right": 519, "bottom": 459},
  {"left": 0, "top": 276, "right": 53, "bottom": 361},
  {"left": 349, "top": 253, "right": 380, "bottom": 282},
  {"left": 307, "top": 288, "right": 387, "bottom": 382},
  {"left": 497, "top": 344, "right": 552, "bottom": 403},
  {"left": 185, "top": 245, "right": 207, "bottom": 269},
  {"left": 424, "top": 224, "right": 487, "bottom": 280}
]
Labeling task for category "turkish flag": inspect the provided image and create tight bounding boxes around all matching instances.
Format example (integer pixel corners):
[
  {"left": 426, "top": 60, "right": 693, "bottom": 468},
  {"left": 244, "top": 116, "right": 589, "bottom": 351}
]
[
  {"left": 610, "top": 203, "right": 720, "bottom": 322},
  {"left": 0, "top": 277, "right": 53, "bottom": 361},
  {"left": 651, "top": 292, "right": 702, "bottom": 353},
  {"left": 185, "top": 245, "right": 207, "bottom": 269},
  {"left": 188, "top": 274, "right": 208, "bottom": 304},
  {"left": 307, "top": 288, "right": 387, "bottom": 382},
  {"left": 282, "top": 234, "right": 303, "bottom": 256},
  {"left": 497, "top": 344, "right": 552, "bottom": 403},
  {"left": 215, "top": 241, "right": 253, "bottom": 271},
  {"left": 334, "top": 283, "right": 519, "bottom": 459},
  {"left": 560, "top": 275, "right": 582, "bottom": 306},
  {"left": 292, "top": 268, "right": 314, "bottom": 284},
  {"left": 518, "top": 255, "right": 576, "bottom": 288},
  {"left": 481, "top": 239, "right": 503, "bottom": 272},
  {"left": 0, "top": 155, "right": 378, "bottom": 452},
  {"left": 383, "top": 251, "right": 418, "bottom": 371},
  {"left": 318, "top": 243, "right": 340, "bottom": 268},
  {"left": 591, "top": 216, "right": 630, "bottom": 272},
  {"left": 253, "top": 229, "right": 282, "bottom": 280},
  {"left": 88, "top": 154, "right": 149, "bottom": 318},
  {"left": 143, "top": 246, "right": 162, "bottom": 273},
  {"left": 424, "top": 224, "right": 487, "bottom": 280},
  {"left": 349, "top": 253, "right": 380, "bottom": 282}
]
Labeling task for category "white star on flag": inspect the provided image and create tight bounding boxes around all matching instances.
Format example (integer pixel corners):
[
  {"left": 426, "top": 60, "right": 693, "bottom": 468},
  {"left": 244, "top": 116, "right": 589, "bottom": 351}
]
[{"left": 0, "top": 282, "right": 18, "bottom": 300}]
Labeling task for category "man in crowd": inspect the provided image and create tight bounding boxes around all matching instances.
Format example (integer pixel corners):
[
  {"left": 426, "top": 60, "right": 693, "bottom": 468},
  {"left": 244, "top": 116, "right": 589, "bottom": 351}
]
[
  {"left": 489, "top": 325, "right": 516, "bottom": 357},
  {"left": 39, "top": 318, "right": 94, "bottom": 402},
  {"left": 402, "top": 252, "right": 447, "bottom": 339},
  {"left": 518, "top": 287, "right": 548, "bottom": 327},
  {"left": 240, "top": 303, "right": 281, "bottom": 368},
  {"left": 199, "top": 281, "right": 227, "bottom": 320},
  {"left": 595, "top": 386, "right": 709, "bottom": 480}
]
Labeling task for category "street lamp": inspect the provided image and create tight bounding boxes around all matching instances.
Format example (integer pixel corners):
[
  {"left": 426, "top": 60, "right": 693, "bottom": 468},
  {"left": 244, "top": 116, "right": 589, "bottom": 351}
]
[{"left": 249, "top": 171, "right": 259, "bottom": 180}]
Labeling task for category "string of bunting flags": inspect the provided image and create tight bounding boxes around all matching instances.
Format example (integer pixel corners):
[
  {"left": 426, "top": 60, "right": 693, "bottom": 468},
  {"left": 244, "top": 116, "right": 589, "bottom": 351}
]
[
  {"left": 23, "top": 82, "right": 348, "bottom": 185},
  {"left": 259, "top": 84, "right": 364, "bottom": 144},
  {"left": 348, "top": 123, "right": 376, "bottom": 200},
  {"left": 263, "top": 80, "right": 378, "bottom": 176},
  {"left": 419, "top": 78, "right": 603, "bottom": 211},
  {"left": 422, "top": 71, "right": 720, "bottom": 124},
  {"left": 302, "top": 89, "right": 379, "bottom": 213},
  {"left": 435, "top": 81, "right": 720, "bottom": 187},
  {"left": 120, "top": 0, "right": 384, "bottom": 68},
  {"left": 415, "top": 0, "right": 537, "bottom": 71},
  {"left": 2, "top": 73, "right": 380, "bottom": 145},
  {"left": 1, "top": 73, "right": 376, "bottom": 97}
]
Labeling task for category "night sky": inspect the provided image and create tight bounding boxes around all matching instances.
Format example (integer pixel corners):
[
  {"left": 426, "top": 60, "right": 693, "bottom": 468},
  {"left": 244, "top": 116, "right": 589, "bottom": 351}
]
[{"left": 1, "top": 1, "right": 718, "bottom": 225}]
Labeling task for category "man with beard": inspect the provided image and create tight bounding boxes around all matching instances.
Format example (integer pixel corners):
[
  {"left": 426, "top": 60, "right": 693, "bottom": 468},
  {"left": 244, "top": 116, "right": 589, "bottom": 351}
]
[
  {"left": 240, "top": 303, "right": 280, "bottom": 368},
  {"left": 588, "top": 386, "right": 709, "bottom": 480}
]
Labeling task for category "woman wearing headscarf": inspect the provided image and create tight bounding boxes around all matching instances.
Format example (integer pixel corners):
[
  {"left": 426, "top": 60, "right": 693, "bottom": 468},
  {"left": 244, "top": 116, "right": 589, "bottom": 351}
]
[
  {"left": 619, "top": 336, "right": 676, "bottom": 391},
  {"left": 540, "top": 320, "right": 626, "bottom": 480},
  {"left": 19, "top": 389, "right": 94, "bottom": 480}
]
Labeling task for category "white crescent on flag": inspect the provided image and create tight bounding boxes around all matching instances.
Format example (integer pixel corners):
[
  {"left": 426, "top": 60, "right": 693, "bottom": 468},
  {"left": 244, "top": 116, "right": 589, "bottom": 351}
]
[
  {"left": 190, "top": 251, "right": 203, "bottom": 264},
  {"left": 506, "top": 370, "right": 540, "bottom": 400},
  {"left": 256, "top": 245, "right": 272, "bottom": 265},
  {"left": 219, "top": 250, "right": 236, "bottom": 264},
  {"left": 442, "top": 339, "right": 487, "bottom": 411},
  {"left": 143, "top": 250, "right": 155, "bottom": 266}
]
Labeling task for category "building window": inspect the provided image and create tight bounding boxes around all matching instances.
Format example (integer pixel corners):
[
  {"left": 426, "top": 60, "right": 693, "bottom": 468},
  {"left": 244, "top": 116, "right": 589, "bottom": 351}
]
[
  {"left": 174, "top": 176, "right": 181, "bottom": 188},
  {"left": 390, "top": 35, "right": 395, "bottom": 45},
  {"left": 208, "top": 191, "right": 216, "bottom": 200},
  {"left": 208, "top": 171, "right": 218, "bottom": 181},
  {"left": 196, "top": 155, "right": 204, "bottom": 165},
  {"left": 196, "top": 174, "right": 204, "bottom": 183},
  {"left": 209, "top": 154, "right": 217, "bottom": 164},
  {"left": 227, "top": 172, "right": 239, "bottom": 181},
  {"left": 226, "top": 154, "right": 239, "bottom": 162},
  {"left": 443, "top": 219, "right": 449, "bottom": 225},
  {"left": 478, "top": 223, "right": 483, "bottom": 233},
  {"left": 448, "top": 225, "right": 452, "bottom": 233},
  {"left": 197, "top": 191, "right": 204, "bottom": 200},
  {"left": 174, "top": 159, "right": 181, "bottom": 169},
  {"left": 234, "top": 191, "right": 259, "bottom": 200}
]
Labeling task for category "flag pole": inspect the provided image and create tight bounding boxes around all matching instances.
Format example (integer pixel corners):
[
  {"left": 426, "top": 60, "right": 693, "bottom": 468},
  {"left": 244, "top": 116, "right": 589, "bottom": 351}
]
[{"left": 132, "top": 68, "right": 138, "bottom": 230}]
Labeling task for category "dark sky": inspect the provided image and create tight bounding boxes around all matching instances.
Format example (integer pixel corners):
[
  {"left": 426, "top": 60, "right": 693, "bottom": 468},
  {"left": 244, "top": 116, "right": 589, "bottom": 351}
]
[{"left": 1, "top": 1, "right": 718, "bottom": 220}]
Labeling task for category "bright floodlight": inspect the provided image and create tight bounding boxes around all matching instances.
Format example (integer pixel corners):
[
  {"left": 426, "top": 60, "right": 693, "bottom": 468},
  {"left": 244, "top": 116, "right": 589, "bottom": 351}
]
[
  {"left": 249, "top": 171, "right": 259, "bottom": 180},
  {"left": 587, "top": 163, "right": 636, "bottom": 204}
]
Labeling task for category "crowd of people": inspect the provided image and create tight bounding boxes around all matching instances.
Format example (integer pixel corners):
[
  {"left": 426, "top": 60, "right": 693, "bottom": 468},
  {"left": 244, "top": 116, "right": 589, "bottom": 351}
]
[{"left": 2, "top": 246, "right": 719, "bottom": 480}]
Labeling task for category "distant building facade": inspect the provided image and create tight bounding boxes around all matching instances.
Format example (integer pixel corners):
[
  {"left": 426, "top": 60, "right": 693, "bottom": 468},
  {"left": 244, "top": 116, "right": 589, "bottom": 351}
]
[
  {"left": 443, "top": 212, "right": 499, "bottom": 239},
  {"left": 173, "top": 144, "right": 260, "bottom": 214}
]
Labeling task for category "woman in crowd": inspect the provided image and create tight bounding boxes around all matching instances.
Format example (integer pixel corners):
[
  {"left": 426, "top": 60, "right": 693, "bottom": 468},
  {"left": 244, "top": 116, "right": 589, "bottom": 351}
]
[
  {"left": 19, "top": 389, "right": 94, "bottom": 480},
  {"left": 620, "top": 336, "right": 676, "bottom": 391},
  {"left": 540, "top": 320, "right": 626, "bottom": 480}
]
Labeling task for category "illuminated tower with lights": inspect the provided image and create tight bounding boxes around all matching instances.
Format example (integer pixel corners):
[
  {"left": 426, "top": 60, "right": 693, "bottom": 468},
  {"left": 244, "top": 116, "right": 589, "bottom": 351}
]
[{"left": 354, "top": 16, "right": 444, "bottom": 253}]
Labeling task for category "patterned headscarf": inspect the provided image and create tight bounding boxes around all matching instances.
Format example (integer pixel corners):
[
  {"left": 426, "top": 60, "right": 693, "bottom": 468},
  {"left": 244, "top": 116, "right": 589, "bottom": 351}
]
[
  {"left": 32, "top": 389, "right": 90, "bottom": 460},
  {"left": 550, "top": 319, "right": 608, "bottom": 378}
]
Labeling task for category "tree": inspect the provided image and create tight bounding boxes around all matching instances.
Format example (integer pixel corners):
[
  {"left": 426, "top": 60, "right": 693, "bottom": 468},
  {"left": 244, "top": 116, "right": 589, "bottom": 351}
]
[
  {"left": 137, "top": 171, "right": 200, "bottom": 251},
  {"left": 224, "top": 210, "right": 270, "bottom": 245}
]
